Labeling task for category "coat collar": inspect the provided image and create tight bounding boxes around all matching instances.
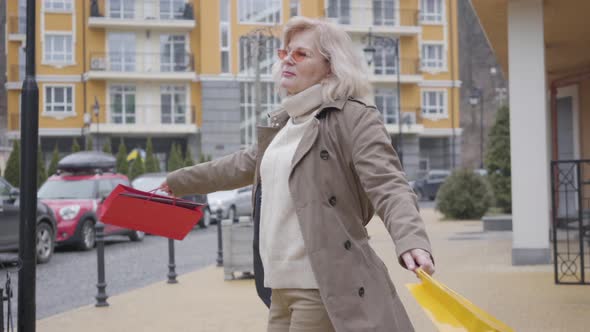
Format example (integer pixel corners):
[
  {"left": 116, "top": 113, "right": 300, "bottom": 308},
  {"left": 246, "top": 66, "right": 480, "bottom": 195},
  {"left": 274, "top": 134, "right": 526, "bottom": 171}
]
[{"left": 267, "top": 97, "right": 349, "bottom": 128}]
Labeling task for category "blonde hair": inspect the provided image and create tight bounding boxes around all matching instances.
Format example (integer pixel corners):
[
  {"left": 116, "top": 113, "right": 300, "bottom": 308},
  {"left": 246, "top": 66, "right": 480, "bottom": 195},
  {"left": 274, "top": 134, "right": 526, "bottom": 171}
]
[{"left": 272, "top": 16, "right": 372, "bottom": 102}]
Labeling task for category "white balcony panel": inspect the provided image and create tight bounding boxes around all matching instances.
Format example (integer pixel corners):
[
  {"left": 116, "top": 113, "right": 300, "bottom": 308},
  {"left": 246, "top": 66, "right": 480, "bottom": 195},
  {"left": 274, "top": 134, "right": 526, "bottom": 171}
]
[
  {"left": 384, "top": 123, "right": 424, "bottom": 134},
  {"left": 90, "top": 123, "right": 197, "bottom": 135},
  {"left": 369, "top": 74, "right": 423, "bottom": 84},
  {"left": 88, "top": 17, "right": 195, "bottom": 31},
  {"left": 86, "top": 71, "right": 196, "bottom": 82}
]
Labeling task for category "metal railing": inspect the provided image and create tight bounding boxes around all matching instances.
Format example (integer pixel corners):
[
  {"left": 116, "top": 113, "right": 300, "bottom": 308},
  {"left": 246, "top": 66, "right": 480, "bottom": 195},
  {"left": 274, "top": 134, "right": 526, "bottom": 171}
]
[
  {"left": 90, "top": 52, "right": 194, "bottom": 73},
  {"left": 371, "top": 58, "right": 421, "bottom": 76},
  {"left": 326, "top": 7, "right": 419, "bottom": 27},
  {"left": 551, "top": 159, "right": 590, "bottom": 284},
  {"left": 378, "top": 108, "right": 422, "bottom": 126},
  {"left": 92, "top": 0, "right": 194, "bottom": 20},
  {"left": 9, "top": 65, "right": 25, "bottom": 82},
  {"left": 100, "top": 104, "right": 196, "bottom": 126},
  {"left": 7, "top": 15, "right": 25, "bottom": 34}
]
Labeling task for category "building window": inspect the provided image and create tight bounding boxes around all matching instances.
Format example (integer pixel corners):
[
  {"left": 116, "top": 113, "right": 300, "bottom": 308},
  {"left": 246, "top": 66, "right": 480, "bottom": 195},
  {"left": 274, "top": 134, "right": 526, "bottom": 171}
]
[
  {"left": 108, "top": 32, "right": 136, "bottom": 71},
  {"left": 290, "top": 0, "right": 300, "bottom": 17},
  {"left": 108, "top": 0, "right": 134, "bottom": 19},
  {"left": 421, "top": 43, "right": 445, "bottom": 70},
  {"left": 220, "top": 0, "right": 231, "bottom": 73},
  {"left": 421, "top": 90, "right": 447, "bottom": 118},
  {"left": 160, "top": 35, "right": 188, "bottom": 72},
  {"left": 240, "top": 82, "right": 281, "bottom": 146},
  {"left": 420, "top": 0, "right": 443, "bottom": 23},
  {"left": 373, "top": 0, "right": 396, "bottom": 26},
  {"left": 373, "top": 43, "right": 399, "bottom": 75},
  {"left": 239, "top": 0, "right": 281, "bottom": 24},
  {"left": 374, "top": 89, "right": 399, "bottom": 124},
  {"left": 110, "top": 85, "right": 136, "bottom": 124},
  {"left": 45, "top": 0, "right": 73, "bottom": 12},
  {"left": 239, "top": 36, "right": 280, "bottom": 75},
  {"left": 44, "top": 85, "right": 74, "bottom": 114},
  {"left": 160, "top": 0, "right": 186, "bottom": 19},
  {"left": 326, "top": 0, "right": 350, "bottom": 24},
  {"left": 44, "top": 33, "right": 73, "bottom": 64},
  {"left": 161, "top": 85, "right": 187, "bottom": 124}
]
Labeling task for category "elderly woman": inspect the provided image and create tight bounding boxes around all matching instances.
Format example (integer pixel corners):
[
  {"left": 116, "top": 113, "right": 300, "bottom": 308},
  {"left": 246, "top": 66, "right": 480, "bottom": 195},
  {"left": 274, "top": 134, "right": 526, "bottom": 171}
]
[{"left": 162, "top": 16, "right": 434, "bottom": 332}]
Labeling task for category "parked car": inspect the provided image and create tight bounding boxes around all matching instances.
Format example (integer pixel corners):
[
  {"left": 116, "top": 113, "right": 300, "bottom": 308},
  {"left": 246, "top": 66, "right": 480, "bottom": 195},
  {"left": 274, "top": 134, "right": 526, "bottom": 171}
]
[
  {"left": 0, "top": 176, "right": 57, "bottom": 264},
  {"left": 38, "top": 152, "right": 145, "bottom": 251},
  {"left": 409, "top": 170, "right": 451, "bottom": 201},
  {"left": 208, "top": 186, "right": 252, "bottom": 224},
  {"left": 131, "top": 172, "right": 210, "bottom": 228}
]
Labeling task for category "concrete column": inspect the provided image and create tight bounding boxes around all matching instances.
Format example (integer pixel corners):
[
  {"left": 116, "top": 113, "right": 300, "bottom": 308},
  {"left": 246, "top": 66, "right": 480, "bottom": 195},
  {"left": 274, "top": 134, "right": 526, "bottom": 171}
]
[{"left": 508, "top": 0, "right": 551, "bottom": 265}]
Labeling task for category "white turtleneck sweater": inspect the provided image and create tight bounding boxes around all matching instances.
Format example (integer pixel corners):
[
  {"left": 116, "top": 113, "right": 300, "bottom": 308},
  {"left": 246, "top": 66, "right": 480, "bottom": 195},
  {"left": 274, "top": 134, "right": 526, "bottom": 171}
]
[{"left": 259, "top": 84, "right": 324, "bottom": 289}]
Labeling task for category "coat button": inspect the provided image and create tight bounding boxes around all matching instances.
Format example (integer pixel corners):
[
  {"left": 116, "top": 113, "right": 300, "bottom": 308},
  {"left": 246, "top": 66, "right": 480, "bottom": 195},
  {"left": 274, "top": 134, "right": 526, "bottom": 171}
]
[
  {"left": 344, "top": 240, "right": 351, "bottom": 250},
  {"left": 358, "top": 287, "right": 365, "bottom": 297},
  {"left": 320, "top": 150, "right": 329, "bottom": 160},
  {"left": 329, "top": 196, "right": 337, "bottom": 206}
]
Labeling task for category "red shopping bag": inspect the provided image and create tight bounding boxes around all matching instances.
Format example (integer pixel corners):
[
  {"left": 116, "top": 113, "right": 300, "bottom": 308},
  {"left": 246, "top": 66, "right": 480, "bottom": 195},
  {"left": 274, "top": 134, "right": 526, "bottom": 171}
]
[{"left": 98, "top": 185, "right": 204, "bottom": 240}]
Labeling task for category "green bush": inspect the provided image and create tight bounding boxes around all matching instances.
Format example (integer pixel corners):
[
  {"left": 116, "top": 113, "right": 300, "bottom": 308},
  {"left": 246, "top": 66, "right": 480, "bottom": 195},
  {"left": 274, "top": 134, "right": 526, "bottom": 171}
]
[
  {"left": 128, "top": 157, "right": 145, "bottom": 181},
  {"left": 102, "top": 137, "right": 112, "bottom": 154},
  {"left": 72, "top": 138, "right": 81, "bottom": 153},
  {"left": 144, "top": 137, "right": 160, "bottom": 173},
  {"left": 485, "top": 106, "right": 511, "bottom": 213},
  {"left": 47, "top": 144, "right": 60, "bottom": 177},
  {"left": 85, "top": 136, "right": 94, "bottom": 151},
  {"left": 436, "top": 169, "right": 493, "bottom": 220},
  {"left": 37, "top": 149, "right": 47, "bottom": 189},
  {"left": 115, "top": 139, "right": 128, "bottom": 176},
  {"left": 167, "top": 143, "right": 183, "bottom": 172},
  {"left": 4, "top": 140, "right": 20, "bottom": 187}
]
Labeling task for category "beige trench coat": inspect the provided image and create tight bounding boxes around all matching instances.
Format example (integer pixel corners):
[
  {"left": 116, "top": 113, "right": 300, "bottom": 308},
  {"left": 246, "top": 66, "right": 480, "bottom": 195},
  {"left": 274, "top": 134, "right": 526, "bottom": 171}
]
[{"left": 167, "top": 97, "right": 433, "bottom": 332}]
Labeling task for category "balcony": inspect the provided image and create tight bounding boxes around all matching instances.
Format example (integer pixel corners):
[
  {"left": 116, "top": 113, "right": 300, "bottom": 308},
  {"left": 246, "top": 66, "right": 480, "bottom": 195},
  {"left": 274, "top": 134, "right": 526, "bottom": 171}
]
[
  {"left": 86, "top": 52, "right": 196, "bottom": 81},
  {"left": 7, "top": 15, "right": 26, "bottom": 41},
  {"left": 380, "top": 108, "right": 424, "bottom": 134},
  {"left": 325, "top": 6, "right": 421, "bottom": 35},
  {"left": 89, "top": 105, "right": 198, "bottom": 135},
  {"left": 89, "top": 0, "right": 196, "bottom": 31},
  {"left": 368, "top": 58, "right": 423, "bottom": 84}
]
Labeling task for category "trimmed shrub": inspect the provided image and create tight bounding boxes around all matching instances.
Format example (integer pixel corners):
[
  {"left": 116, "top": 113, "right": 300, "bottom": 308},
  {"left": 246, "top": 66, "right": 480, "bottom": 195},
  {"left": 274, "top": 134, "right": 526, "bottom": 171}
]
[
  {"left": 85, "top": 136, "right": 94, "bottom": 151},
  {"left": 115, "top": 139, "right": 128, "bottom": 176},
  {"left": 144, "top": 137, "right": 160, "bottom": 173},
  {"left": 436, "top": 169, "right": 493, "bottom": 220},
  {"left": 4, "top": 140, "right": 20, "bottom": 187},
  {"left": 47, "top": 144, "right": 60, "bottom": 176},
  {"left": 72, "top": 138, "right": 81, "bottom": 153},
  {"left": 184, "top": 146, "right": 194, "bottom": 167},
  {"left": 128, "top": 157, "right": 145, "bottom": 181},
  {"left": 102, "top": 137, "right": 113, "bottom": 154},
  {"left": 485, "top": 106, "right": 512, "bottom": 213}
]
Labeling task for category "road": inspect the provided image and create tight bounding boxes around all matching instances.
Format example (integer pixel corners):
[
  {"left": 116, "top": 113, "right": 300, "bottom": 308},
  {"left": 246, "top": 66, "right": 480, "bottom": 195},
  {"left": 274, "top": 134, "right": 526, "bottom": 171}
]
[{"left": 1, "top": 226, "right": 217, "bottom": 320}]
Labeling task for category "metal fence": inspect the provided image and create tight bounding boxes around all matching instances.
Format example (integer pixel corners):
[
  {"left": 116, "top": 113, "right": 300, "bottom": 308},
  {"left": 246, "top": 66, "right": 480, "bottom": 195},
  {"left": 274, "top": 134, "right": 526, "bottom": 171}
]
[
  {"left": 551, "top": 159, "right": 590, "bottom": 284},
  {"left": 89, "top": 52, "right": 194, "bottom": 73}
]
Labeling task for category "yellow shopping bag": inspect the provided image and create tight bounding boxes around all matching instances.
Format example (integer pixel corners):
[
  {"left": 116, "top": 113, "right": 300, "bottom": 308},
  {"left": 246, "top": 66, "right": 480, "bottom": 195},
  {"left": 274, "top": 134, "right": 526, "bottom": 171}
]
[{"left": 406, "top": 269, "right": 514, "bottom": 332}]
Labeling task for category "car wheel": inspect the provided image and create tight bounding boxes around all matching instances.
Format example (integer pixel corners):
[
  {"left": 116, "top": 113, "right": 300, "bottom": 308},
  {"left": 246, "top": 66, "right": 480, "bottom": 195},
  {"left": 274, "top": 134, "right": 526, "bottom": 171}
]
[
  {"left": 77, "top": 219, "right": 96, "bottom": 251},
  {"left": 199, "top": 208, "right": 211, "bottom": 229},
  {"left": 129, "top": 230, "right": 145, "bottom": 242},
  {"left": 228, "top": 206, "right": 237, "bottom": 223},
  {"left": 36, "top": 222, "right": 54, "bottom": 264}
]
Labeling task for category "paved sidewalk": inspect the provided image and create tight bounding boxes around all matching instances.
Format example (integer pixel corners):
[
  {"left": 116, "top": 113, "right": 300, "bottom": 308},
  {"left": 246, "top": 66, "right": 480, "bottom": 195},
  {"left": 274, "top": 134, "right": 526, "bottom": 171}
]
[{"left": 38, "top": 209, "right": 590, "bottom": 332}]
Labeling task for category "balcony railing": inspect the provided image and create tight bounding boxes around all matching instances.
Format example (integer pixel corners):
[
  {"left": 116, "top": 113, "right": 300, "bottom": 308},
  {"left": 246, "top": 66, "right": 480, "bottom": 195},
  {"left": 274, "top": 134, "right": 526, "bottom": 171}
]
[
  {"left": 371, "top": 58, "right": 421, "bottom": 76},
  {"left": 91, "top": 0, "right": 194, "bottom": 20},
  {"left": 7, "top": 15, "right": 26, "bottom": 35},
  {"left": 9, "top": 64, "right": 25, "bottom": 82},
  {"left": 326, "top": 7, "right": 419, "bottom": 27},
  {"left": 379, "top": 108, "right": 422, "bottom": 125},
  {"left": 90, "top": 52, "right": 194, "bottom": 73},
  {"left": 102, "top": 105, "right": 196, "bottom": 126}
]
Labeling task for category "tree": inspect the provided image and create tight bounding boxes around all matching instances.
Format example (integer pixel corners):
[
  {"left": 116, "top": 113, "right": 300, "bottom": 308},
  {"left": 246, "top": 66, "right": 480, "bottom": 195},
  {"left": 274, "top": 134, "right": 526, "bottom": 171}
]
[
  {"left": 72, "top": 138, "right": 81, "bottom": 153},
  {"left": 102, "top": 137, "right": 112, "bottom": 154},
  {"left": 184, "top": 146, "right": 194, "bottom": 167},
  {"left": 4, "top": 140, "right": 20, "bottom": 187},
  {"left": 85, "top": 136, "right": 94, "bottom": 151},
  {"left": 144, "top": 137, "right": 160, "bottom": 173},
  {"left": 485, "top": 106, "right": 511, "bottom": 213},
  {"left": 116, "top": 139, "right": 128, "bottom": 176},
  {"left": 38, "top": 149, "right": 47, "bottom": 188},
  {"left": 167, "top": 143, "right": 183, "bottom": 172},
  {"left": 436, "top": 169, "right": 493, "bottom": 220},
  {"left": 47, "top": 144, "right": 60, "bottom": 177},
  {"left": 128, "top": 157, "right": 145, "bottom": 181}
]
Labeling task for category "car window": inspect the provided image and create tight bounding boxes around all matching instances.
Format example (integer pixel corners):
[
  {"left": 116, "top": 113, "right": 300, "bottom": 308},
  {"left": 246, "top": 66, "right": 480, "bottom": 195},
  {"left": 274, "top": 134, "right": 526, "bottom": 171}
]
[
  {"left": 111, "top": 178, "right": 129, "bottom": 188},
  {"left": 38, "top": 179, "right": 97, "bottom": 199},
  {"left": 98, "top": 179, "right": 114, "bottom": 198}
]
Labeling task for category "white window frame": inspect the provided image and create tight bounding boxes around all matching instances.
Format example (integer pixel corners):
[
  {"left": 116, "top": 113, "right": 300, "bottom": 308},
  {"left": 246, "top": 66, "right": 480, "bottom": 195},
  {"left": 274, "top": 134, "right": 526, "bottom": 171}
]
[
  {"left": 108, "top": 84, "right": 137, "bottom": 124},
  {"left": 43, "top": 32, "right": 75, "bottom": 66},
  {"left": 290, "top": 0, "right": 301, "bottom": 17},
  {"left": 421, "top": 41, "right": 446, "bottom": 72},
  {"left": 44, "top": 0, "right": 73, "bottom": 13},
  {"left": 374, "top": 89, "right": 399, "bottom": 124},
  {"left": 326, "top": 0, "right": 351, "bottom": 24},
  {"left": 238, "top": 0, "right": 282, "bottom": 25},
  {"left": 160, "top": 85, "right": 189, "bottom": 124},
  {"left": 421, "top": 89, "right": 448, "bottom": 120},
  {"left": 420, "top": 0, "right": 444, "bottom": 24},
  {"left": 372, "top": 0, "right": 400, "bottom": 26},
  {"left": 240, "top": 81, "right": 281, "bottom": 147},
  {"left": 43, "top": 84, "right": 75, "bottom": 117},
  {"left": 220, "top": 0, "right": 231, "bottom": 74},
  {"left": 160, "top": 34, "right": 189, "bottom": 72},
  {"left": 238, "top": 36, "right": 280, "bottom": 76}
]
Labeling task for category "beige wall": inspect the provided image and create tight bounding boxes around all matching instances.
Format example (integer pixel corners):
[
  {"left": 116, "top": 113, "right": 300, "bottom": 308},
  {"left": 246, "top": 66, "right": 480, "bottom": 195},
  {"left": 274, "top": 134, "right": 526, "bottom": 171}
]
[{"left": 580, "top": 80, "right": 590, "bottom": 160}]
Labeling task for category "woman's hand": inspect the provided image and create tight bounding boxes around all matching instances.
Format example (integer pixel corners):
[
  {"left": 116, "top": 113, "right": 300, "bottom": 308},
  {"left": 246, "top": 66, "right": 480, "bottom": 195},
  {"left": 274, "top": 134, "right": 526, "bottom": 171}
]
[
  {"left": 159, "top": 181, "right": 174, "bottom": 196},
  {"left": 401, "top": 248, "right": 435, "bottom": 276}
]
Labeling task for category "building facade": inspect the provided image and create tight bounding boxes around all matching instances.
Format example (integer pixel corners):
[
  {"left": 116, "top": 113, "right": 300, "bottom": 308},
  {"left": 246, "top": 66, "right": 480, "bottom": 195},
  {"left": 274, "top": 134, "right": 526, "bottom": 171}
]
[{"left": 5, "top": 0, "right": 461, "bottom": 178}]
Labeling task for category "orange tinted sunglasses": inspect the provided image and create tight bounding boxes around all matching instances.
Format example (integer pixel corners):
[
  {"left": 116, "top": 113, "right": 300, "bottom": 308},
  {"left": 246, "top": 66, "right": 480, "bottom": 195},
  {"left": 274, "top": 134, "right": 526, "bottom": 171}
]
[{"left": 277, "top": 48, "right": 310, "bottom": 63}]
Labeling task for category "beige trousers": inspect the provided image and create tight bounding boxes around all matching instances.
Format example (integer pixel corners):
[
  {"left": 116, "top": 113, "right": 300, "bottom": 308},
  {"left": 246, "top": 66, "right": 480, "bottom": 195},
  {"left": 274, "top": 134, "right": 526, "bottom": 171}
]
[{"left": 267, "top": 289, "right": 336, "bottom": 332}]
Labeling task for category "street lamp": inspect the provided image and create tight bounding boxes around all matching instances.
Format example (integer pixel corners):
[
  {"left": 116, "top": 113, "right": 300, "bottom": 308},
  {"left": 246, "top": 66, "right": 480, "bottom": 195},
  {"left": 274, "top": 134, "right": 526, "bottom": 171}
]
[
  {"left": 93, "top": 97, "right": 100, "bottom": 151},
  {"left": 469, "top": 87, "right": 484, "bottom": 169},
  {"left": 362, "top": 29, "right": 403, "bottom": 166}
]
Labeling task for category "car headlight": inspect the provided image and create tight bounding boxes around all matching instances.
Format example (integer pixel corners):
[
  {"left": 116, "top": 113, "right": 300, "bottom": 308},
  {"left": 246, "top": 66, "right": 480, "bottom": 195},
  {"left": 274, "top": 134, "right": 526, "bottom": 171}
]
[{"left": 59, "top": 205, "right": 81, "bottom": 220}]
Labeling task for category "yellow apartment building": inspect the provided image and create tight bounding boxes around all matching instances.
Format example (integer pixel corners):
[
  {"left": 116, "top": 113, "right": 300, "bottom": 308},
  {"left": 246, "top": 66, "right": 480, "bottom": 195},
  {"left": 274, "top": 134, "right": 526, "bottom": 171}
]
[{"left": 5, "top": 0, "right": 460, "bottom": 178}]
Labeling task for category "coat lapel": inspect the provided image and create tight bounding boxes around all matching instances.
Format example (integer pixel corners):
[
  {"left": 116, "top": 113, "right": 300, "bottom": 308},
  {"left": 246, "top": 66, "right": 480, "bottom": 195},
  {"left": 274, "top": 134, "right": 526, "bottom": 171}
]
[{"left": 290, "top": 118, "right": 319, "bottom": 175}]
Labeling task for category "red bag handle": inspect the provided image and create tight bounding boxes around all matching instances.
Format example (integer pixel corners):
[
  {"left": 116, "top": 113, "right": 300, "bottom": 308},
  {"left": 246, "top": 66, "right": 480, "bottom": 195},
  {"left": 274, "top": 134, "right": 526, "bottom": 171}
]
[{"left": 147, "top": 188, "right": 177, "bottom": 206}]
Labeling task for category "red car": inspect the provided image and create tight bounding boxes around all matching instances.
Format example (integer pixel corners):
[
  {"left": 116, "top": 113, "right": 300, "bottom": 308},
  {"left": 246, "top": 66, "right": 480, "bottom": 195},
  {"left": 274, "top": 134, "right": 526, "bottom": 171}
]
[{"left": 37, "top": 152, "right": 145, "bottom": 250}]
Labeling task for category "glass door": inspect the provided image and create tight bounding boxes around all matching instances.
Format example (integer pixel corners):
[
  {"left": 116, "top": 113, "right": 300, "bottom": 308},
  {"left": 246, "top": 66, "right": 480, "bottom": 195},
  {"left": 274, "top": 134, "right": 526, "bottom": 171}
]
[
  {"left": 110, "top": 85, "right": 136, "bottom": 124},
  {"left": 108, "top": 33, "right": 136, "bottom": 72},
  {"left": 161, "top": 85, "right": 187, "bottom": 124},
  {"left": 160, "top": 35, "right": 187, "bottom": 72}
]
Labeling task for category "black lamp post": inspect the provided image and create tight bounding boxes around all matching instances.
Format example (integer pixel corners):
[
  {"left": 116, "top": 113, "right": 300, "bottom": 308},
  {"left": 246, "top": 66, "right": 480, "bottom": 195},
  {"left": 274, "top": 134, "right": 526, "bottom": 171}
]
[
  {"left": 93, "top": 97, "right": 100, "bottom": 151},
  {"left": 362, "top": 29, "right": 403, "bottom": 166},
  {"left": 469, "top": 87, "right": 484, "bottom": 169}
]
